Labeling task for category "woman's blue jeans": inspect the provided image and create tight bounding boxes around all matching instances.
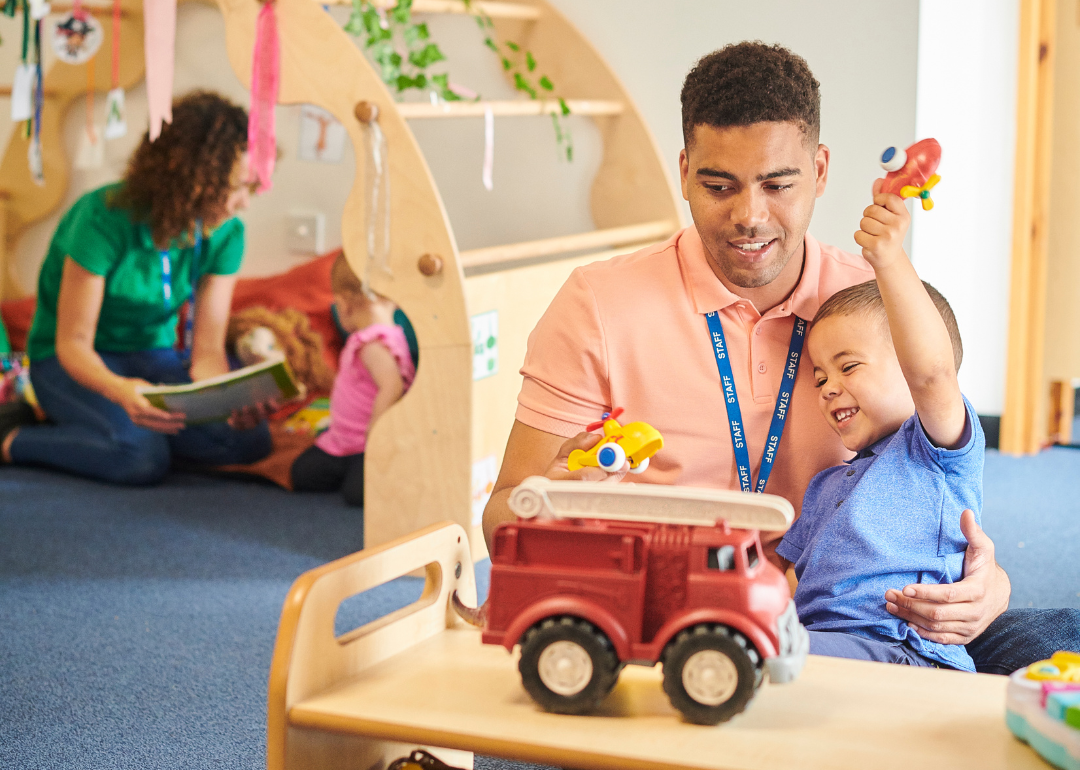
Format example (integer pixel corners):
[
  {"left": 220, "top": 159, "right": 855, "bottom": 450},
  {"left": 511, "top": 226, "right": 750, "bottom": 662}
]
[{"left": 10, "top": 350, "right": 271, "bottom": 485}]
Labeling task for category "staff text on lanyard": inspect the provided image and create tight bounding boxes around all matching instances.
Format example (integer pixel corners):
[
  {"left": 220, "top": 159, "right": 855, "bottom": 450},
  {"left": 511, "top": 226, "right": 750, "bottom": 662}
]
[{"left": 706, "top": 311, "right": 805, "bottom": 494}]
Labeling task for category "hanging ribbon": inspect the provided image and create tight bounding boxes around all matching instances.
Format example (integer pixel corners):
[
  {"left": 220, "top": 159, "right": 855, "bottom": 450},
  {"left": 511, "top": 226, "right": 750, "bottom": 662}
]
[
  {"left": 85, "top": 50, "right": 97, "bottom": 143},
  {"left": 28, "top": 11, "right": 44, "bottom": 185},
  {"left": 362, "top": 117, "right": 390, "bottom": 293},
  {"left": 143, "top": 0, "right": 176, "bottom": 141},
  {"left": 104, "top": 0, "right": 126, "bottom": 138},
  {"left": 247, "top": 0, "right": 279, "bottom": 192},
  {"left": 11, "top": 0, "right": 33, "bottom": 122},
  {"left": 482, "top": 105, "right": 494, "bottom": 191}
]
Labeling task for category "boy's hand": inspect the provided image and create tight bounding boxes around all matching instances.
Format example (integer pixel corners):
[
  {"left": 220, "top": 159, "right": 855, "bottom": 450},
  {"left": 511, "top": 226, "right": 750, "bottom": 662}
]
[{"left": 854, "top": 178, "right": 911, "bottom": 270}]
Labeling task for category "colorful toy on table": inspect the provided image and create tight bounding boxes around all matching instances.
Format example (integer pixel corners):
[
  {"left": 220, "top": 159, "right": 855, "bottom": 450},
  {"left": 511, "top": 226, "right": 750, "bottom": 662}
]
[
  {"left": 454, "top": 476, "right": 807, "bottom": 725},
  {"left": 1006, "top": 651, "right": 1080, "bottom": 769},
  {"left": 879, "top": 138, "right": 941, "bottom": 210},
  {"left": 567, "top": 407, "right": 663, "bottom": 474}
]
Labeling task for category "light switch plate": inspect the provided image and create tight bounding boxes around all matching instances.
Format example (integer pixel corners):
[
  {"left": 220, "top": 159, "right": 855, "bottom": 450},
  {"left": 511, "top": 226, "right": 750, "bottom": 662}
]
[{"left": 287, "top": 212, "right": 325, "bottom": 255}]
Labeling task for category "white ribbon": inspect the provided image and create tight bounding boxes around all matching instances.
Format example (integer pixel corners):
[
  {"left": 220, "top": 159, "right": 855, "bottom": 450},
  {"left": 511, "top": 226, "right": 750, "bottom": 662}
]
[{"left": 482, "top": 106, "right": 494, "bottom": 192}]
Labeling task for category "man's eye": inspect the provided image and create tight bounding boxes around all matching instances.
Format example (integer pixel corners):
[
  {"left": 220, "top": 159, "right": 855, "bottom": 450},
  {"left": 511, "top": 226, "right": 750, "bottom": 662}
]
[
  {"left": 703, "top": 184, "right": 731, "bottom": 192},
  {"left": 767, "top": 184, "right": 794, "bottom": 191}
]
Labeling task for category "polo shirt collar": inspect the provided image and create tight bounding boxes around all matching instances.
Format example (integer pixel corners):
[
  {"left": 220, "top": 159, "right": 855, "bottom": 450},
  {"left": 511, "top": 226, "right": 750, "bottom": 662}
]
[
  {"left": 680, "top": 226, "right": 825, "bottom": 321},
  {"left": 853, "top": 432, "right": 894, "bottom": 461}
]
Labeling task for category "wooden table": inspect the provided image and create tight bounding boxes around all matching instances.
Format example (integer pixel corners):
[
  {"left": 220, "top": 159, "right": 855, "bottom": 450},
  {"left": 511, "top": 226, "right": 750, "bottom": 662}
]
[{"left": 269, "top": 522, "right": 1047, "bottom": 770}]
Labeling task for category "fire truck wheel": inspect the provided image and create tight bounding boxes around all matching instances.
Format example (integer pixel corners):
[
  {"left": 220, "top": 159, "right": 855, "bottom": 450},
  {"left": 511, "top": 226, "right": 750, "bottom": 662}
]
[
  {"left": 518, "top": 616, "right": 620, "bottom": 715},
  {"left": 662, "top": 625, "right": 757, "bottom": 725}
]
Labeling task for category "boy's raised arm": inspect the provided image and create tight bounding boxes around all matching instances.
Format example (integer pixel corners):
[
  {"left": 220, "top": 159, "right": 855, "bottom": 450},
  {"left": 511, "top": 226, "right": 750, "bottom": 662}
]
[{"left": 854, "top": 181, "right": 967, "bottom": 448}]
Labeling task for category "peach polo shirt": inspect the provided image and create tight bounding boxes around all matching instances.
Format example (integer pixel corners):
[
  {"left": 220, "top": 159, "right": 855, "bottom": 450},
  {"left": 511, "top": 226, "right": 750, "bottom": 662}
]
[{"left": 516, "top": 226, "right": 875, "bottom": 521}]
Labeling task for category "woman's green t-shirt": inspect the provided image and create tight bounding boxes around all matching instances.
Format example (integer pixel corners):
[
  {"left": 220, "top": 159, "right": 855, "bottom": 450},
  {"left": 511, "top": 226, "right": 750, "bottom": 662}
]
[{"left": 28, "top": 183, "right": 245, "bottom": 361}]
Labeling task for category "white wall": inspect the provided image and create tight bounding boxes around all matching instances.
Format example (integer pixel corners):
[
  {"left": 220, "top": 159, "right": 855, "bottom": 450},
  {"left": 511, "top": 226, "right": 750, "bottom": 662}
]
[
  {"left": 912, "top": 0, "right": 1019, "bottom": 416},
  {"left": 3, "top": 1, "right": 921, "bottom": 298}
]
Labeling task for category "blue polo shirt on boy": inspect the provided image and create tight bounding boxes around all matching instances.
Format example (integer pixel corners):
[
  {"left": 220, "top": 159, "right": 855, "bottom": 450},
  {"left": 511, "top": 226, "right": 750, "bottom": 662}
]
[{"left": 776, "top": 396, "right": 984, "bottom": 671}]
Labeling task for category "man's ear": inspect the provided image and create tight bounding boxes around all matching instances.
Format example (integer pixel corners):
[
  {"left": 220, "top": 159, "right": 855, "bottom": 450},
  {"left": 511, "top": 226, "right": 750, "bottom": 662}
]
[
  {"left": 679, "top": 147, "right": 690, "bottom": 202},
  {"left": 815, "top": 143, "right": 830, "bottom": 198}
]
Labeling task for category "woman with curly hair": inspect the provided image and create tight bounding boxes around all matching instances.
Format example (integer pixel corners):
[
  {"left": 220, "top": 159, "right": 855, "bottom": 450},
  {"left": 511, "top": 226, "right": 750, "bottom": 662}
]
[{"left": 0, "top": 91, "right": 272, "bottom": 484}]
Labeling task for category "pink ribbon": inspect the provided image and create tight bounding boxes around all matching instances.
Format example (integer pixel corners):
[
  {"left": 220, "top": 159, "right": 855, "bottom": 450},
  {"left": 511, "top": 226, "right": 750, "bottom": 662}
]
[
  {"left": 248, "top": 1, "right": 279, "bottom": 193},
  {"left": 143, "top": 0, "right": 176, "bottom": 141}
]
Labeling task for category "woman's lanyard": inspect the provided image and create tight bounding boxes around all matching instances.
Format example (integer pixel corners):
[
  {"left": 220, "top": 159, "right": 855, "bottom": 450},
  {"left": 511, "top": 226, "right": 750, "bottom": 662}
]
[
  {"left": 706, "top": 311, "right": 806, "bottom": 493},
  {"left": 160, "top": 220, "right": 202, "bottom": 357}
]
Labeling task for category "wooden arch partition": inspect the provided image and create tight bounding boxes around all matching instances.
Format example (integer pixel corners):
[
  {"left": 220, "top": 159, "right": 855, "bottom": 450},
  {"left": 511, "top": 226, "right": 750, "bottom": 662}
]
[{"left": 219, "top": 0, "right": 682, "bottom": 556}]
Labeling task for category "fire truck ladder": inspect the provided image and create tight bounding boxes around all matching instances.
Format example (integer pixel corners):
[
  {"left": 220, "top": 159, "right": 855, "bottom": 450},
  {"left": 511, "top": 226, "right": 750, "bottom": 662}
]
[{"left": 507, "top": 476, "right": 795, "bottom": 532}]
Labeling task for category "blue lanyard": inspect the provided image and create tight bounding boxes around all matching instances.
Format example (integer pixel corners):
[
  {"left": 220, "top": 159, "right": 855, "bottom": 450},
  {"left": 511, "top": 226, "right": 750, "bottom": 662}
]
[
  {"left": 706, "top": 311, "right": 806, "bottom": 493},
  {"left": 160, "top": 220, "right": 202, "bottom": 356}
]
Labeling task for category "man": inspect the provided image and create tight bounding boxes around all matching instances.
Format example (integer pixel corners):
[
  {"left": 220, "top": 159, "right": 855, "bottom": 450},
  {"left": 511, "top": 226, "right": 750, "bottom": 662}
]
[{"left": 483, "top": 41, "right": 1078, "bottom": 673}]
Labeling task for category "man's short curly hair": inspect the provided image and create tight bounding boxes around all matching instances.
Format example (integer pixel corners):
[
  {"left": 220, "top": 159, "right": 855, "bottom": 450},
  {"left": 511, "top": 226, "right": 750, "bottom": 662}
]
[
  {"left": 110, "top": 91, "right": 248, "bottom": 247},
  {"left": 681, "top": 42, "right": 821, "bottom": 149}
]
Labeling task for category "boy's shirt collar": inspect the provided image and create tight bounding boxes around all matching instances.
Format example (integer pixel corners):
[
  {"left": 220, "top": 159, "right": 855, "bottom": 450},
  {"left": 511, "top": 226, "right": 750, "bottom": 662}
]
[{"left": 849, "top": 430, "right": 899, "bottom": 462}]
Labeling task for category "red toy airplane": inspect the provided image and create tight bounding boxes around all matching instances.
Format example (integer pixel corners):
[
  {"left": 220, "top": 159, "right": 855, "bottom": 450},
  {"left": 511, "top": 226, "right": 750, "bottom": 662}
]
[{"left": 880, "top": 138, "right": 941, "bottom": 210}]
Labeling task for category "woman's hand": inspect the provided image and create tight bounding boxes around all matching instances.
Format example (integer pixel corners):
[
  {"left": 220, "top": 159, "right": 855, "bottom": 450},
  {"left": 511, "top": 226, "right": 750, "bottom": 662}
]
[
  {"left": 227, "top": 399, "right": 279, "bottom": 431},
  {"left": 111, "top": 377, "right": 187, "bottom": 434}
]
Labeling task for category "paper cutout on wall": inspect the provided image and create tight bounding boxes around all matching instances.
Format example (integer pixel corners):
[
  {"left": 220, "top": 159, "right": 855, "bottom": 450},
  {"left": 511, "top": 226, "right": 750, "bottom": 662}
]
[
  {"left": 28, "top": 0, "right": 50, "bottom": 20},
  {"left": 143, "top": 0, "right": 177, "bottom": 141},
  {"left": 52, "top": 12, "right": 103, "bottom": 65},
  {"left": 105, "top": 88, "right": 127, "bottom": 139},
  {"left": 74, "top": 125, "right": 105, "bottom": 169},
  {"left": 471, "top": 310, "right": 498, "bottom": 381},
  {"left": 298, "top": 105, "right": 345, "bottom": 163}
]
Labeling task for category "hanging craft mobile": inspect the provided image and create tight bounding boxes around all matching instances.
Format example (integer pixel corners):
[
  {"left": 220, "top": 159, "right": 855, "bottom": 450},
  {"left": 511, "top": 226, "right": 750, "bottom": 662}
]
[
  {"left": 52, "top": 8, "right": 103, "bottom": 65},
  {"left": 247, "top": 0, "right": 279, "bottom": 192},
  {"left": 144, "top": 0, "right": 177, "bottom": 140},
  {"left": 104, "top": 0, "right": 126, "bottom": 139},
  {"left": 29, "top": 7, "right": 44, "bottom": 185},
  {"left": 11, "top": 0, "right": 34, "bottom": 122}
]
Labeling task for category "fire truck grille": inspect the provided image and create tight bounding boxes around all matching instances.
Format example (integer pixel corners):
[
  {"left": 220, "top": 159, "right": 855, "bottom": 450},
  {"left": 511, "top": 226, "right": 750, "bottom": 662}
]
[{"left": 777, "top": 600, "right": 801, "bottom": 655}]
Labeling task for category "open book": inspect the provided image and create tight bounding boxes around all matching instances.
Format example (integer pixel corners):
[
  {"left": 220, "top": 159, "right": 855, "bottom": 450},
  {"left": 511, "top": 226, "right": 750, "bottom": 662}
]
[{"left": 139, "top": 357, "right": 301, "bottom": 425}]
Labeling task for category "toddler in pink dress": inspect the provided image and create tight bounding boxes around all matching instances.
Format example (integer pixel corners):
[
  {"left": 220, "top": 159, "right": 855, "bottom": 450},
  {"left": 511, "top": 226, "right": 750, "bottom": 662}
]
[{"left": 290, "top": 254, "right": 416, "bottom": 506}]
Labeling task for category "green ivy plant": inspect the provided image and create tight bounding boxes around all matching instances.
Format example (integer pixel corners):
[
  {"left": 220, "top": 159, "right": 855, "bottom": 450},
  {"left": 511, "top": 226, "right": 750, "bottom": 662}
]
[
  {"left": 343, "top": 0, "right": 573, "bottom": 161},
  {"left": 464, "top": 0, "right": 572, "bottom": 161},
  {"left": 344, "top": 0, "right": 462, "bottom": 102}
]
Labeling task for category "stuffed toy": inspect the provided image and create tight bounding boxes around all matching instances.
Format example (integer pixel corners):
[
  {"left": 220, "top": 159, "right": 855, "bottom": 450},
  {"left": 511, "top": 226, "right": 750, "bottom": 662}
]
[{"left": 226, "top": 306, "right": 336, "bottom": 397}]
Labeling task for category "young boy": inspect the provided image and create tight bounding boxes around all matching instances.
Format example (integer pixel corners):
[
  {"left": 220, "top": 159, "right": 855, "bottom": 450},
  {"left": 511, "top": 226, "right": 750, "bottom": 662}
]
[{"left": 775, "top": 181, "right": 983, "bottom": 671}]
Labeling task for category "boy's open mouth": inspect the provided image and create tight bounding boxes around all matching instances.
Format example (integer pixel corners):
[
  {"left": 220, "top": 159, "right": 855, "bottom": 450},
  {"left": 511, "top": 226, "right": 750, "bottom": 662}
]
[{"left": 832, "top": 407, "right": 859, "bottom": 426}]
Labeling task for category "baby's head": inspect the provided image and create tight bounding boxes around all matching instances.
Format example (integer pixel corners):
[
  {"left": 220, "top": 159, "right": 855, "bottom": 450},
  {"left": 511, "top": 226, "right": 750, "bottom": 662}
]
[
  {"left": 807, "top": 280, "right": 962, "bottom": 452},
  {"left": 331, "top": 252, "right": 397, "bottom": 333}
]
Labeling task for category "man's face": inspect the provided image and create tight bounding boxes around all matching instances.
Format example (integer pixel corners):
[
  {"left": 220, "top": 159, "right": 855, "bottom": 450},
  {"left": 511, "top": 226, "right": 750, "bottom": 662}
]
[{"left": 679, "top": 122, "right": 828, "bottom": 289}]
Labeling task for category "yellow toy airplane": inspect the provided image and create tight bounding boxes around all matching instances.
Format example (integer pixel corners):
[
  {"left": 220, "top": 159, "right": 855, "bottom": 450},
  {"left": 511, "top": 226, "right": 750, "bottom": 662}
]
[{"left": 568, "top": 407, "right": 664, "bottom": 474}]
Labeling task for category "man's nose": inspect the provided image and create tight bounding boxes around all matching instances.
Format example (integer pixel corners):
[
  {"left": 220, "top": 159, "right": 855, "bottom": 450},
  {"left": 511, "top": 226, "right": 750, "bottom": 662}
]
[{"left": 731, "top": 188, "right": 769, "bottom": 229}]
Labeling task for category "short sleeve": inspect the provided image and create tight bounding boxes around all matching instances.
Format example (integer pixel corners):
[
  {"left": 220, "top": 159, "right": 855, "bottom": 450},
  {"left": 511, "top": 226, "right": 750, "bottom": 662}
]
[
  {"left": 911, "top": 395, "right": 984, "bottom": 476},
  {"left": 516, "top": 268, "right": 611, "bottom": 437},
  {"left": 54, "top": 191, "right": 129, "bottom": 277},
  {"left": 776, "top": 469, "right": 829, "bottom": 564},
  {"left": 203, "top": 218, "right": 245, "bottom": 276}
]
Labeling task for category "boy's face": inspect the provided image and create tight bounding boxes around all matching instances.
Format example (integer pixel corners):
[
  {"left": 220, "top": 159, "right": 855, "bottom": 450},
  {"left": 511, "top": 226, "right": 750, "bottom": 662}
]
[
  {"left": 679, "top": 122, "right": 829, "bottom": 290},
  {"left": 808, "top": 313, "right": 916, "bottom": 452}
]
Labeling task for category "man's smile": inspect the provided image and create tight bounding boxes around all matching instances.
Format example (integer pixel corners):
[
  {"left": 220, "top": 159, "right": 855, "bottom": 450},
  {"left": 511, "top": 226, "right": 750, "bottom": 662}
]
[{"left": 728, "top": 238, "right": 778, "bottom": 261}]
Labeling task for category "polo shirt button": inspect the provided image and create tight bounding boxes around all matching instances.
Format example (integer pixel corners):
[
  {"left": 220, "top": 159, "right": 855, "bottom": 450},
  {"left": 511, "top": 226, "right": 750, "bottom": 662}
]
[
  {"left": 836, "top": 499, "right": 844, "bottom": 508},
  {"left": 757, "top": 363, "right": 767, "bottom": 373},
  {"left": 846, "top": 468, "right": 855, "bottom": 477},
  {"left": 755, "top": 326, "right": 761, "bottom": 335}
]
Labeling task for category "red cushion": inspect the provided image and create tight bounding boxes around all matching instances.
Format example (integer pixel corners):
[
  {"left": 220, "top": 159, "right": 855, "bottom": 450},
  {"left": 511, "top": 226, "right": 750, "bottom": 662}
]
[
  {"left": 0, "top": 250, "right": 343, "bottom": 369},
  {"left": 0, "top": 296, "right": 36, "bottom": 353}
]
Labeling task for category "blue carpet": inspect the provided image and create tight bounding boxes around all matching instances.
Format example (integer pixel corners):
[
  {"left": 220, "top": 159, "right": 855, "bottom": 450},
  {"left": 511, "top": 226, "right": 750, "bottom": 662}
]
[{"left": 3, "top": 447, "right": 1079, "bottom": 768}]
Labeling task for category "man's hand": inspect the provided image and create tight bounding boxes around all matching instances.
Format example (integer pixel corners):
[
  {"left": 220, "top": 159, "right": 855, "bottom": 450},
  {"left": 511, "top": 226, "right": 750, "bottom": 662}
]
[
  {"left": 545, "top": 431, "right": 630, "bottom": 483},
  {"left": 885, "top": 510, "right": 1011, "bottom": 645},
  {"left": 854, "top": 178, "right": 911, "bottom": 271}
]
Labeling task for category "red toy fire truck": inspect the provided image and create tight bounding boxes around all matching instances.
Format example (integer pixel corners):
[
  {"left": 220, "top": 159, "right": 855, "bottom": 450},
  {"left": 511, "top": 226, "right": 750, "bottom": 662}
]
[{"left": 470, "top": 477, "right": 809, "bottom": 725}]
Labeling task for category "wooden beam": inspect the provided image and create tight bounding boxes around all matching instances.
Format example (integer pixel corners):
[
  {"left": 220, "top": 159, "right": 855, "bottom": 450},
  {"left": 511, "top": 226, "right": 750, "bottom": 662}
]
[
  {"left": 396, "top": 99, "right": 623, "bottom": 120},
  {"left": 459, "top": 220, "right": 676, "bottom": 270},
  {"left": 317, "top": 0, "right": 542, "bottom": 20},
  {"left": 1001, "top": 0, "right": 1057, "bottom": 455}
]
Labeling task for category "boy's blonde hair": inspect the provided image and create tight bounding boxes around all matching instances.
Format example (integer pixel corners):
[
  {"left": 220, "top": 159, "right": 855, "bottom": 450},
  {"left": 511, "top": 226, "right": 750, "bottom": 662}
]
[
  {"left": 812, "top": 280, "right": 963, "bottom": 372},
  {"left": 331, "top": 251, "right": 366, "bottom": 300}
]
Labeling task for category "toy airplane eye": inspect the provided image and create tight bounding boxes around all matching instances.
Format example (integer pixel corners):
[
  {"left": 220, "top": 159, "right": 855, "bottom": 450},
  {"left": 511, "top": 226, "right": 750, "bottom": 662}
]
[{"left": 880, "top": 146, "right": 907, "bottom": 172}]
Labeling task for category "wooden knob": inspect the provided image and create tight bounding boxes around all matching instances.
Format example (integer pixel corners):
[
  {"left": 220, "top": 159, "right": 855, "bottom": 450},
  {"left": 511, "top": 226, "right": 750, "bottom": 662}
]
[
  {"left": 354, "top": 101, "right": 380, "bottom": 124},
  {"left": 417, "top": 253, "right": 443, "bottom": 277}
]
